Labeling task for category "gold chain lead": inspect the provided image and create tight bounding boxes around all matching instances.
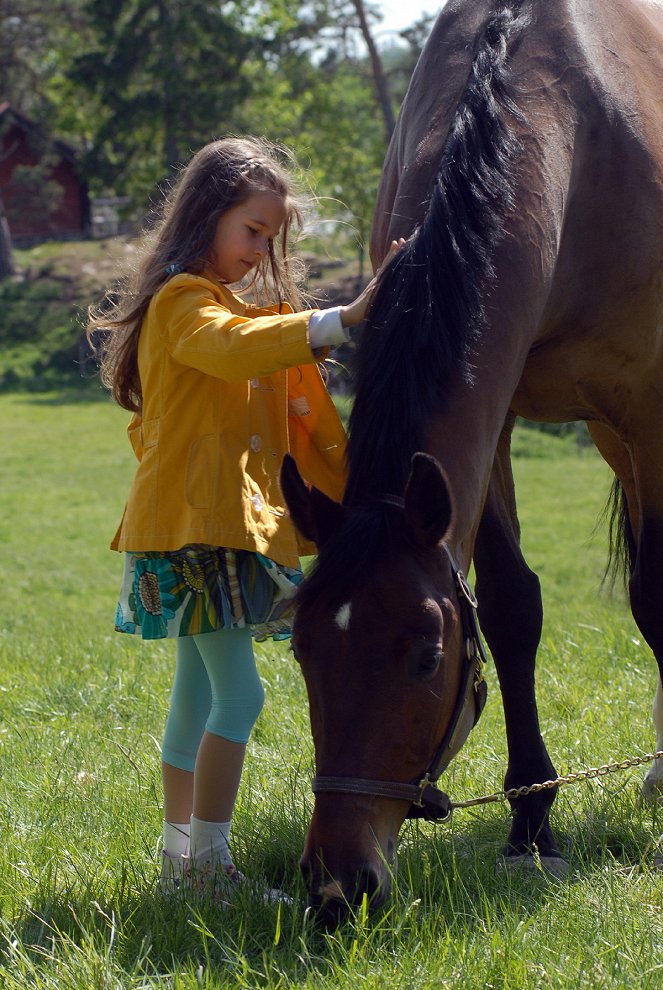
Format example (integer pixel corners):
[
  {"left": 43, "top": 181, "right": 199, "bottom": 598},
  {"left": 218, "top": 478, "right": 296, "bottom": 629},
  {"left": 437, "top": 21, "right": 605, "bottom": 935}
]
[{"left": 451, "top": 750, "right": 663, "bottom": 810}]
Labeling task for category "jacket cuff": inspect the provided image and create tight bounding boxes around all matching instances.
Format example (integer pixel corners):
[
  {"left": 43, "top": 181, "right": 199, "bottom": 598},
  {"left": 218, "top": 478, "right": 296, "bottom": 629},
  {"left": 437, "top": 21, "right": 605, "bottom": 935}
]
[{"left": 308, "top": 308, "right": 349, "bottom": 349}]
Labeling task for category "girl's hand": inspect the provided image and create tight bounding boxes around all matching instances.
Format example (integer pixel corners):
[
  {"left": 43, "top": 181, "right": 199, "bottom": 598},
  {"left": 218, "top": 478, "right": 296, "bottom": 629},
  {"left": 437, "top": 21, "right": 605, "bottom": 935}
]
[{"left": 340, "top": 238, "right": 407, "bottom": 327}]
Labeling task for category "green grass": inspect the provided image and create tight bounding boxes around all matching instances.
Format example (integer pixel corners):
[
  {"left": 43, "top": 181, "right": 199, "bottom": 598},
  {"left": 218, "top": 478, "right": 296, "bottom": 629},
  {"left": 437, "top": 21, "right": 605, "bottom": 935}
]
[{"left": 0, "top": 391, "right": 661, "bottom": 989}]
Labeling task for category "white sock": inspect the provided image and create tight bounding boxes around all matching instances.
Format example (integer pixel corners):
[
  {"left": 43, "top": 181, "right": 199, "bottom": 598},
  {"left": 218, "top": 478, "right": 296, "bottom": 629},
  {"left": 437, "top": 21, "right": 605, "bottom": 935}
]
[
  {"left": 163, "top": 820, "right": 190, "bottom": 859},
  {"left": 190, "top": 814, "right": 234, "bottom": 867}
]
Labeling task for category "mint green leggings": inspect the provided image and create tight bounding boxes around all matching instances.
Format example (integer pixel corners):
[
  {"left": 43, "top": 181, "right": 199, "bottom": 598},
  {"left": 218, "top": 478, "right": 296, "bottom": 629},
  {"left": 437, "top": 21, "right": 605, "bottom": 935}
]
[{"left": 161, "top": 627, "right": 265, "bottom": 772}]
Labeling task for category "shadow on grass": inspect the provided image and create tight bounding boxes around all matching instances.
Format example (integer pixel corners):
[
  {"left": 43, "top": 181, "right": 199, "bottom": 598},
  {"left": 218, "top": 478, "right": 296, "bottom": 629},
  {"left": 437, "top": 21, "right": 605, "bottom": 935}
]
[
  {"left": 7, "top": 383, "right": 111, "bottom": 406},
  {"left": 5, "top": 802, "right": 659, "bottom": 985}
]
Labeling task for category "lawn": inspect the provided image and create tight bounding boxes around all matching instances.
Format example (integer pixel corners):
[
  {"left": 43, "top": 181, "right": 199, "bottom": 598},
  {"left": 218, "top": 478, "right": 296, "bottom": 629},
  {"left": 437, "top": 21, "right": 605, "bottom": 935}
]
[{"left": 0, "top": 391, "right": 661, "bottom": 989}]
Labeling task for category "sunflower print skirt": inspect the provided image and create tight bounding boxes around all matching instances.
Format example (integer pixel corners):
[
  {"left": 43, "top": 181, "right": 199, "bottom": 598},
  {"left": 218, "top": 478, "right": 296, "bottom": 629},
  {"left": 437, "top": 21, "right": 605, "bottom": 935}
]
[{"left": 114, "top": 546, "right": 304, "bottom": 641}]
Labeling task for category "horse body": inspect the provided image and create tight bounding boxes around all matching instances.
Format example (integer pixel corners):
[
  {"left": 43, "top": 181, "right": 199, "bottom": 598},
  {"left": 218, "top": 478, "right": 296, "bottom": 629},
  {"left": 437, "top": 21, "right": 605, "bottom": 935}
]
[
  {"left": 281, "top": 0, "right": 663, "bottom": 923},
  {"left": 376, "top": 0, "right": 663, "bottom": 428}
]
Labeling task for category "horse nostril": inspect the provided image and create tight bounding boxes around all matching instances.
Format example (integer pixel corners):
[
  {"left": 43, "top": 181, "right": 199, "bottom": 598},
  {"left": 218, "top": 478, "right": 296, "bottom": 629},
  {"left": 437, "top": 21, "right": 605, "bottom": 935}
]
[
  {"left": 317, "top": 897, "right": 351, "bottom": 930},
  {"left": 350, "top": 865, "right": 384, "bottom": 906},
  {"left": 299, "top": 857, "right": 313, "bottom": 887},
  {"left": 308, "top": 865, "right": 385, "bottom": 906},
  {"left": 309, "top": 867, "right": 388, "bottom": 929}
]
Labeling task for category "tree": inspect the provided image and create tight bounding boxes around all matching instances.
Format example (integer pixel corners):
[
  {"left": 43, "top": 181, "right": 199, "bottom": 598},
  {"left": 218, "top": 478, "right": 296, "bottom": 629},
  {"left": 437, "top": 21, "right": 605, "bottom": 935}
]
[
  {"left": 70, "top": 0, "right": 256, "bottom": 204},
  {"left": 234, "top": 44, "right": 385, "bottom": 279},
  {"left": 0, "top": 195, "right": 15, "bottom": 278},
  {"left": 0, "top": 0, "right": 90, "bottom": 268},
  {"left": 0, "top": 0, "right": 433, "bottom": 254},
  {"left": 0, "top": 0, "right": 90, "bottom": 118},
  {"left": 350, "top": 0, "right": 395, "bottom": 143}
]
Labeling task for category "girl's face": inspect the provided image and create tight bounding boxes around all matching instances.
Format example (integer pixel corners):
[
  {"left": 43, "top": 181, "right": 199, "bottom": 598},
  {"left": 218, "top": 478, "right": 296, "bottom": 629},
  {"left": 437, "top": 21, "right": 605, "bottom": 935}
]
[{"left": 207, "top": 189, "right": 287, "bottom": 284}]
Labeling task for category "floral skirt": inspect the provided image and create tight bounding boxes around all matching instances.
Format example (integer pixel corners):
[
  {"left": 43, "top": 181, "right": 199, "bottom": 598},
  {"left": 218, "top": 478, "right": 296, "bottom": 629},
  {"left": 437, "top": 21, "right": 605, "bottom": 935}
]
[{"left": 114, "top": 545, "right": 304, "bottom": 641}]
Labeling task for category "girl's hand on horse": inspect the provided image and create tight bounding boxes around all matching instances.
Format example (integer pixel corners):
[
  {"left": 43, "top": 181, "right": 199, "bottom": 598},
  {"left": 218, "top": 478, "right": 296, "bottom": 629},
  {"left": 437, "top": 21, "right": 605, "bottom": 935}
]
[{"left": 340, "top": 238, "right": 407, "bottom": 327}]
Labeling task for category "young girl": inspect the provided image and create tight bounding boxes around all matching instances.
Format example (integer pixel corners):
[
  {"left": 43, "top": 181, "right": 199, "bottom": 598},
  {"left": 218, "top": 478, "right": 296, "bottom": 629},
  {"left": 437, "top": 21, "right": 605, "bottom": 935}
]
[{"left": 89, "top": 135, "right": 403, "bottom": 903}]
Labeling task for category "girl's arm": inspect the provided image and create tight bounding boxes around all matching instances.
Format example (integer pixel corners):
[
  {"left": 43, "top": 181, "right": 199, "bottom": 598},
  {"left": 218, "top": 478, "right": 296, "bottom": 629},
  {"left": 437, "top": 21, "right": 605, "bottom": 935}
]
[
  {"left": 339, "top": 238, "right": 406, "bottom": 328},
  {"left": 307, "top": 237, "right": 406, "bottom": 349},
  {"left": 155, "top": 238, "right": 407, "bottom": 381},
  {"left": 161, "top": 285, "right": 320, "bottom": 381}
]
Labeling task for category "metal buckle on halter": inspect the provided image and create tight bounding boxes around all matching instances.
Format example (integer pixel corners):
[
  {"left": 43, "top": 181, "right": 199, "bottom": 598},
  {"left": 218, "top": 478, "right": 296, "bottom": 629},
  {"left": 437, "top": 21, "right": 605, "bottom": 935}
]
[
  {"left": 474, "top": 654, "right": 485, "bottom": 686},
  {"left": 411, "top": 773, "right": 453, "bottom": 821},
  {"left": 455, "top": 570, "right": 478, "bottom": 608},
  {"left": 414, "top": 772, "right": 433, "bottom": 806}
]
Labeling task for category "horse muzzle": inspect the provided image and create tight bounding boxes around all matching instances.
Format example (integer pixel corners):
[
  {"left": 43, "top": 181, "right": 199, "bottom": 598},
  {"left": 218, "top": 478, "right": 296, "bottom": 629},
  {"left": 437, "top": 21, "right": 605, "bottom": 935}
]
[{"left": 300, "top": 799, "right": 400, "bottom": 924}]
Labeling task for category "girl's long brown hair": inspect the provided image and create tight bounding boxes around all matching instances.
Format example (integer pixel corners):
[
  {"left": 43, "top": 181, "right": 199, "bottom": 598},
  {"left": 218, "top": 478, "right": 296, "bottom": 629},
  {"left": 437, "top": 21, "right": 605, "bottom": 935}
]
[{"left": 87, "top": 137, "right": 309, "bottom": 413}]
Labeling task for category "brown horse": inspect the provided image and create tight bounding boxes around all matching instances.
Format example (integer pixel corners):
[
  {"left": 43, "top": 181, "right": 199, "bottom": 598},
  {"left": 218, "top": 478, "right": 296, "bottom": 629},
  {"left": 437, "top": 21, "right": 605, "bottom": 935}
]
[{"left": 280, "top": 0, "right": 663, "bottom": 924}]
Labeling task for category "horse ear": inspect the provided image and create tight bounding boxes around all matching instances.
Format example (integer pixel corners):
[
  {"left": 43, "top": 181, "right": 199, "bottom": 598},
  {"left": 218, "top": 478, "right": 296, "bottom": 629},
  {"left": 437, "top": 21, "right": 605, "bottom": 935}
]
[
  {"left": 280, "top": 453, "right": 345, "bottom": 548},
  {"left": 404, "top": 452, "right": 454, "bottom": 550}
]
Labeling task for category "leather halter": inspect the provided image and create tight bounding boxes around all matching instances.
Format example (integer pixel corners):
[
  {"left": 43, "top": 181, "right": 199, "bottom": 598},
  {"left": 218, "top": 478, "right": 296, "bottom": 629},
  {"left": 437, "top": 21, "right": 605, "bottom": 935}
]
[{"left": 311, "top": 496, "right": 488, "bottom": 822}]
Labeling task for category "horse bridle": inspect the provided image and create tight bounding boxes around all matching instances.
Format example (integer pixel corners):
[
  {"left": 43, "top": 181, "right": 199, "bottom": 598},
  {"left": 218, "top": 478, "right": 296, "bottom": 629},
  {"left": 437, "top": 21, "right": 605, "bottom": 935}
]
[{"left": 310, "top": 497, "right": 488, "bottom": 822}]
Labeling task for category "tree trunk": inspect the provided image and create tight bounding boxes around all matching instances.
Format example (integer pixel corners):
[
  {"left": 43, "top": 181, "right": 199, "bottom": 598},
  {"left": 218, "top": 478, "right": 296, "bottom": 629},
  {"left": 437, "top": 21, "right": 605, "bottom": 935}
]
[
  {"left": 0, "top": 196, "right": 16, "bottom": 279},
  {"left": 352, "top": 0, "right": 396, "bottom": 145}
]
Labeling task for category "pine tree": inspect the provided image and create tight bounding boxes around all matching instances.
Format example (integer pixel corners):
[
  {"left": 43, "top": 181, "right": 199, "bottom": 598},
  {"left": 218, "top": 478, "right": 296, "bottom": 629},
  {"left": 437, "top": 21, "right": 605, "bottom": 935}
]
[{"left": 70, "top": 0, "right": 256, "bottom": 202}]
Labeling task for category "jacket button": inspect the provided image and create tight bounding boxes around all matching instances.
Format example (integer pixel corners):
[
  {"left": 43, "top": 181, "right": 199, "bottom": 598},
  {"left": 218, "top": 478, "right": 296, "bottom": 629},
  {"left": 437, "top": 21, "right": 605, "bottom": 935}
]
[
  {"left": 251, "top": 493, "right": 264, "bottom": 512},
  {"left": 250, "top": 434, "right": 262, "bottom": 452}
]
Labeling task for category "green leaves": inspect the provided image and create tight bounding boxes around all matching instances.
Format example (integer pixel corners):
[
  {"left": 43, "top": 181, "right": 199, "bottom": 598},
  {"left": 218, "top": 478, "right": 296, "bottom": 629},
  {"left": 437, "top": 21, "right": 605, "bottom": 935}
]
[{"left": 2, "top": 0, "right": 433, "bottom": 269}]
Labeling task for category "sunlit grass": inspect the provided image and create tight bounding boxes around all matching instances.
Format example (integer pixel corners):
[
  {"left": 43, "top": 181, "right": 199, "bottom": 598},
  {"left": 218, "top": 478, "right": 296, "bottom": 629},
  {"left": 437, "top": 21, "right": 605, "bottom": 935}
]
[{"left": 0, "top": 392, "right": 661, "bottom": 988}]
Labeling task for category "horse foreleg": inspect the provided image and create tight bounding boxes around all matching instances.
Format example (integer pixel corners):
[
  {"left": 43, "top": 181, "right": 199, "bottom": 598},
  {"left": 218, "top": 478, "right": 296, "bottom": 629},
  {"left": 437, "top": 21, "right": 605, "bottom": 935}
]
[
  {"left": 628, "top": 511, "right": 663, "bottom": 803},
  {"left": 473, "top": 430, "right": 566, "bottom": 871},
  {"left": 642, "top": 677, "right": 663, "bottom": 801}
]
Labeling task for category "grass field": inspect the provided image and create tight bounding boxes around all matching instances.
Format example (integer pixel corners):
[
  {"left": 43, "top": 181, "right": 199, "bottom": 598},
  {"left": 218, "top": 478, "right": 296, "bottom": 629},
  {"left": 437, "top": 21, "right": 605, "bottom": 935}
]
[{"left": 0, "top": 391, "right": 661, "bottom": 989}]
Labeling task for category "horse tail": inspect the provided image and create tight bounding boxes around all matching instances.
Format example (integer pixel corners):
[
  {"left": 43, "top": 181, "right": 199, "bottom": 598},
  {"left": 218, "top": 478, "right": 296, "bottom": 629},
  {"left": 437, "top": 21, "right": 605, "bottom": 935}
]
[
  {"left": 602, "top": 477, "right": 635, "bottom": 589},
  {"left": 346, "top": 3, "right": 531, "bottom": 503}
]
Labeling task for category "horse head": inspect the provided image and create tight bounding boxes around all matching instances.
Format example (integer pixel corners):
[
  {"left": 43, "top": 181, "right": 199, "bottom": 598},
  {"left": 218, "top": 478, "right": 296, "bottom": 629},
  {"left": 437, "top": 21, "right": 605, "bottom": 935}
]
[{"left": 281, "top": 452, "right": 487, "bottom": 924}]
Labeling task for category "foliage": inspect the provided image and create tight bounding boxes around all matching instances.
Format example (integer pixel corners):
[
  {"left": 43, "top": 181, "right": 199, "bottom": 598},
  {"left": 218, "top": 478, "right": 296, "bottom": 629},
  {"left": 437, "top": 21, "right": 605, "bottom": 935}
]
[
  {"left": 0, "top": 392, "right": 662, "bottom": 988},
  {"left": 0, "top": 1, "right": 93, "bottom": 273},
  {"left": 0, "top": 0, "right": 90, "bottom": 121},
  {"left": 65, "top": 0, "right": 403, "bottom": 217},
  {"left": 234, "top": 52, "right": 385, "bottom": 275},
  {"left": 0, "top": 1, "right": 99, "bottom": 153},
  {"left": 69, "top": 0, "right": 257, "bottom": 198},
  {"left": 0, "top": 0, "right": 434, "bottom": 269},
  {"left": 0, "top": 238, "right": 136, "bottom": 391},
  {"left": 512, "top": 419, "right": 593, "bottom": 456},
  {"left": 0, "top": 278, "right": 84, "bottom": 391}
]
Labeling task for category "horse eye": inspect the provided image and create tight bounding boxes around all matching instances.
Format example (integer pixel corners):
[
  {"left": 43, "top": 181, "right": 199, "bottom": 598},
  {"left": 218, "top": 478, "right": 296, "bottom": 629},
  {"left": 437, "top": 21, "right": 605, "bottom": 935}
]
[{"left": 416, "top": 648, "right": 443, "bottom": 679}]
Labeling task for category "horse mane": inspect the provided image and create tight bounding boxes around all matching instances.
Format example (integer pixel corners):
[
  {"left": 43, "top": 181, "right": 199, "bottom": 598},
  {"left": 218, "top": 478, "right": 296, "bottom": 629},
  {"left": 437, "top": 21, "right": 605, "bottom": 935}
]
[
  {"left": 296, "top": 502, "right": 401, "bottom": 612},
  {"left": 343, "top": 2, "right": 531, "bottom": 506}
]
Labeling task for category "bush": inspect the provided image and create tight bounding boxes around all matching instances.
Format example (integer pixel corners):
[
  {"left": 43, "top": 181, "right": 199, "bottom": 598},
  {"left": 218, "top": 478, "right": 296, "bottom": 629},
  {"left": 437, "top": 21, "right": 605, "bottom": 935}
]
[{"left": 0, "top": 266, "right": 91, "bottom": 391}]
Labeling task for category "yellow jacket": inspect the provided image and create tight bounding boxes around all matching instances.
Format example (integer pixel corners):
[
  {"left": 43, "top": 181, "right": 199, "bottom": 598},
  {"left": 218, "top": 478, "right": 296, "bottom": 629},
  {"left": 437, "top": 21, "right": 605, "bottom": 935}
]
[{"left": 111, "top": 271, "right": 347, "bottom": 567}]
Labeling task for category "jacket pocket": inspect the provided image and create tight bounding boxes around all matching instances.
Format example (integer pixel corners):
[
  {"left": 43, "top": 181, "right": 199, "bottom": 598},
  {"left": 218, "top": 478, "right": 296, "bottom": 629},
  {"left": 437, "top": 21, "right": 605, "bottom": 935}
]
[
  {"left": 128, "top": 417, "right": 160, "bottom": 461},
  {"left": 142, "top": 419, "right": 160, "bottom": 446},
  {"left": 185, "top": 435, "right": 216, "bottom": 508}
]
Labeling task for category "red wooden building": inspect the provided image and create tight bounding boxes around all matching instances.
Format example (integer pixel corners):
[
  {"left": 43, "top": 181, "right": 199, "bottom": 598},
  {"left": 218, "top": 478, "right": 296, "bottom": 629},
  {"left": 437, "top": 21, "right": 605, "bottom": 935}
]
[{"left": 0, "top": 103, "right": 90, "bottom": 244}]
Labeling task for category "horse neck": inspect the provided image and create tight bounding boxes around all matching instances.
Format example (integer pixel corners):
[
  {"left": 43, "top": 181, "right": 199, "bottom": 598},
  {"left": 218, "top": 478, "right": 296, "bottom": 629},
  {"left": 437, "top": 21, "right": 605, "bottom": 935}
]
[
  {"left": 423, "top": 389, "right": 511, "bottom": 563},
  {"left": 421, "top": 257, "right": 562, "bottom": 559},
  {"left": 353, "top": 1, "right": 583, "bottom": 538}
]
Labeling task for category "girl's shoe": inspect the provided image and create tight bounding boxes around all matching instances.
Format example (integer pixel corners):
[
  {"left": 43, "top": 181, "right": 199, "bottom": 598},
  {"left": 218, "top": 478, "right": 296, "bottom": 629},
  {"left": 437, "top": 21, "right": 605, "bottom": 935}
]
[
  {"left": 183, "top": 859, "right": 293, "bottom": 906},
  {"left": 158, "top": 851, "right": 188, "bottom": 890}
]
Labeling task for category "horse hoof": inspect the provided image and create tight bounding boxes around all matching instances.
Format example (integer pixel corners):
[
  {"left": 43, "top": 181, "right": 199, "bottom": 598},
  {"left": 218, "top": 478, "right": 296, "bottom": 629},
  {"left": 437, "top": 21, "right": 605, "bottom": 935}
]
[
  {"left": 654, "top": 837, "right": 663, "bottom": 871},
  {"left": 498, "top": 853, "right": 571, "bottom": 880},
  {"left": 640, "top": 775, "right": 663, "bottom": 806}
]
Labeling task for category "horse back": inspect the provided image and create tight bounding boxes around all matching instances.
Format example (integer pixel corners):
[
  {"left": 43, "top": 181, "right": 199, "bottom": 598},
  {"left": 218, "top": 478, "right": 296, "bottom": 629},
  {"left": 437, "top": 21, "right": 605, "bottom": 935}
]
[
  {"left": 372, "top": 0, "right": 663, "bottom": 264},
  {"left": 519, "top": 0, "right": 663, "bottom": 423},
  {"left": 371, "top": 0, "right": 663, "bottom": 426}
]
